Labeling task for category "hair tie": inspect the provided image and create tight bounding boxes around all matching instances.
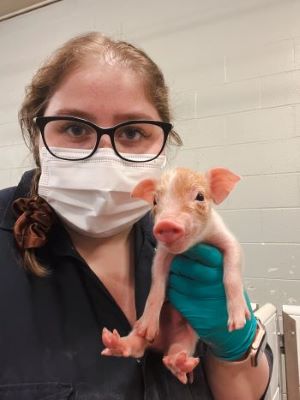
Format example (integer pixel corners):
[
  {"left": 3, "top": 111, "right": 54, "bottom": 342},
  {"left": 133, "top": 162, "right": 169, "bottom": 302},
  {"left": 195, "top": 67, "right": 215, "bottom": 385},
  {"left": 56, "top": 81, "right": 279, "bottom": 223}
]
[{"left": 13, "top": 196, "right": 55, "bottom": 250}]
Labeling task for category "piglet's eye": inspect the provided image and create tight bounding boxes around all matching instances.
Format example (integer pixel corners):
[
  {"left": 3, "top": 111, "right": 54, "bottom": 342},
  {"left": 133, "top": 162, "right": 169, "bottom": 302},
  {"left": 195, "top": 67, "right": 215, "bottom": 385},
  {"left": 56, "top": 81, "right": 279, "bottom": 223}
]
[
  {"left": 153, "top": 197, "right": 158, "bottom": 206},
  {"left": 195, "top": 193, "right": 204, "bottom": 201}
]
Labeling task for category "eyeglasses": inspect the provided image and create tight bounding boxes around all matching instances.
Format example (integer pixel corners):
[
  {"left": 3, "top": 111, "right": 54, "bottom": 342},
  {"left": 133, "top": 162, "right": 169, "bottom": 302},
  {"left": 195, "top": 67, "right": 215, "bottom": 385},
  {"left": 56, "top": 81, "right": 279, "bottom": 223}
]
[{"left": 34, "top": 116, "right": 173, "bottom": 162}]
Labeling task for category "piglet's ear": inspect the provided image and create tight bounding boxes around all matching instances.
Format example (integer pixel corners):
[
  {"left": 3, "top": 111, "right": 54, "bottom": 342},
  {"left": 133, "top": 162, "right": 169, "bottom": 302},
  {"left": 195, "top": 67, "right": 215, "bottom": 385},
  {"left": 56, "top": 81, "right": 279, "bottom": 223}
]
[
  {"left": 206, "top": 168, "right": 240, "bottom": 205},
  {"left": 131, "top": 179, "right": 158, "bottom": 204}
]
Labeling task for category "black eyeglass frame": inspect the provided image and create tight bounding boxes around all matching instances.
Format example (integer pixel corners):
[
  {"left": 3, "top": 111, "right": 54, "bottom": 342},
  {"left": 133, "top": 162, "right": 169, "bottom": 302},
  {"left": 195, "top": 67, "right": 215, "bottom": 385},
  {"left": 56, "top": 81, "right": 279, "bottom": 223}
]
[{"left": 34, "top": 115, "right": 173, "bottom": 162}]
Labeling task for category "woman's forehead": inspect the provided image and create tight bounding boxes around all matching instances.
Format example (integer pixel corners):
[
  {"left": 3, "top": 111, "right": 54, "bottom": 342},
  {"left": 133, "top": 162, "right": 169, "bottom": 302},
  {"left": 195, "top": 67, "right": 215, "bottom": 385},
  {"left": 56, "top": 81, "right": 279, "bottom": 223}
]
[{"left": 44, "top": 63, "right": 160, "bottom": 125}]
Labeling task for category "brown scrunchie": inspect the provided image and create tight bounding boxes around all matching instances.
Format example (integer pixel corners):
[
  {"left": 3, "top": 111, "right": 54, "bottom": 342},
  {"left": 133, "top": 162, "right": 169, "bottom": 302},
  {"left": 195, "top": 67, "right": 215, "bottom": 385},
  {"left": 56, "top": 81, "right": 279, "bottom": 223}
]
[{"left": 12, "top": 196, "right": 55, "bottom": 250}]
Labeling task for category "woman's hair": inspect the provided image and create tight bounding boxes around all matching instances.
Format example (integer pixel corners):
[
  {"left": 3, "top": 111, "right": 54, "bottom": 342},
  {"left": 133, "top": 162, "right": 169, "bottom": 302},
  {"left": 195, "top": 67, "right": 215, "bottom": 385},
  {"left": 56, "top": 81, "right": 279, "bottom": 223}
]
[{"left": 17, "top": 31, "right": 182, "bottom": 276}]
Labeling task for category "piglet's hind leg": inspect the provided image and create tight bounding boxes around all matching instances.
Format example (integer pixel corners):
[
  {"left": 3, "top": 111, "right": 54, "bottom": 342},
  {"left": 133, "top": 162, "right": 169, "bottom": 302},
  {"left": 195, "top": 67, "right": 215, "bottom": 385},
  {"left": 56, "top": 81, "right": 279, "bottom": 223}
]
[
  {"left": 161, "top": 304, "right": 199, "bottom": 384},
  {"left": 163, "top": 350, "right": 199, "bottom": 384}
]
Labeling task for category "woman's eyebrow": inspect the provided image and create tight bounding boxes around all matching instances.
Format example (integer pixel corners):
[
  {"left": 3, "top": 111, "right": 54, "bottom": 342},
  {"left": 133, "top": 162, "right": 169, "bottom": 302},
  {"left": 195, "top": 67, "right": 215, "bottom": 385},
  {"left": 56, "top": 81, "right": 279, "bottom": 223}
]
[
  {"left": 51, "top": 108, "right": 158, "bottom": 123},
  {"left": 119, "top": 113, "right": 156, "bottom": 121},
  {"left": 52, "top": 108, "right": 96, "bottom": 121}
]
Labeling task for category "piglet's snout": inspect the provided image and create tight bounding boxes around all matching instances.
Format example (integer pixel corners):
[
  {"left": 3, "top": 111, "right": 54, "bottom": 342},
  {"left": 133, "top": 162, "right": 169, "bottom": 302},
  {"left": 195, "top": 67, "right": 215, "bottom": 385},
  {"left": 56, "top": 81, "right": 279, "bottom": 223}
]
[{"left": 153, "top": 220, "right": 184, "bottom": 244}]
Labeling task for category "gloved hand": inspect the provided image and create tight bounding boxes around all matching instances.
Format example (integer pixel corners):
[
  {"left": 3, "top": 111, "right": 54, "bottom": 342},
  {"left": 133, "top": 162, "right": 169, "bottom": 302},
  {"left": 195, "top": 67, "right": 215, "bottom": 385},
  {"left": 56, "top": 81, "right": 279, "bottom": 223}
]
[{"left": 167, "top": 243, "right": 257, "bottom": 361}]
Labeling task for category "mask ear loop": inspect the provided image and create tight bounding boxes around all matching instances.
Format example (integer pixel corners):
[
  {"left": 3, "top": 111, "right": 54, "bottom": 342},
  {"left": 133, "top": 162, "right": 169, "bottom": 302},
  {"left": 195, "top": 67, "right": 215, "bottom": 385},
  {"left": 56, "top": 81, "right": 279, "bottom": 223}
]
[{"left": 160, "top": 155, "right": 167, "bottom": 169}]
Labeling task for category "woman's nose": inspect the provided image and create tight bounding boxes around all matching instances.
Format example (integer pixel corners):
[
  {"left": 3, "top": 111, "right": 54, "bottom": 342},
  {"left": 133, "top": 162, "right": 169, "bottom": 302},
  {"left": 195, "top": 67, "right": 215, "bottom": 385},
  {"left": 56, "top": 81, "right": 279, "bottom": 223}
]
[{"left": 98, "top": 134, "right": 113, "bottom": 148}]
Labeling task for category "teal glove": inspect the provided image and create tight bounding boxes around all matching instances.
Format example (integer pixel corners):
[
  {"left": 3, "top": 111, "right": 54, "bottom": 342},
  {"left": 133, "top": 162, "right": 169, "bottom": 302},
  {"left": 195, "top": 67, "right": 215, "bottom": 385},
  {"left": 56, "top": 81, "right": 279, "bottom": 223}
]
[{"left": 167, "top": 243, "right": 257, "bottom": 361}]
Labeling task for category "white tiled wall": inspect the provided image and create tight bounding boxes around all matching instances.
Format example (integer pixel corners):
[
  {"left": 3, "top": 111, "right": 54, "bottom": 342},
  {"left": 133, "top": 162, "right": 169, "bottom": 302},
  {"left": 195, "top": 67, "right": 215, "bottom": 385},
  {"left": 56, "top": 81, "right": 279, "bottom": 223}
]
[{"left": 0, "top": 0, "right": 300, "bottom": 310}]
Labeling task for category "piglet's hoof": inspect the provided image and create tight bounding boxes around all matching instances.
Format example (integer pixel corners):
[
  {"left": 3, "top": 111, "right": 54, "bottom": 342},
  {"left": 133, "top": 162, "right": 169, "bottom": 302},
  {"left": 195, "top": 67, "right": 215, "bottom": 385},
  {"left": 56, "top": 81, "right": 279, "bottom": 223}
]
[
  {"left": 101, "top": 327, "right": 131, "bottom": 357},
  {"left": 163, "top": 351, "right": 200, "bottom": 384},
  {"left": 227, "top": 302, "right": 251, "bottom": 332},
  {"left": 101, "top": 327, "right": 148, "bottom": 358}
]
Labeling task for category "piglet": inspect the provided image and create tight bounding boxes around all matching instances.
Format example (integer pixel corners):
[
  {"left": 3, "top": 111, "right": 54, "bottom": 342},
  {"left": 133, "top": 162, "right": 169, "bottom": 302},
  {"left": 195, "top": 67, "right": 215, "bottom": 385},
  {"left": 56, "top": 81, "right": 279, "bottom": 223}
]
[{"left": 102, "top": 167, "right": 251, "bottom": 383}]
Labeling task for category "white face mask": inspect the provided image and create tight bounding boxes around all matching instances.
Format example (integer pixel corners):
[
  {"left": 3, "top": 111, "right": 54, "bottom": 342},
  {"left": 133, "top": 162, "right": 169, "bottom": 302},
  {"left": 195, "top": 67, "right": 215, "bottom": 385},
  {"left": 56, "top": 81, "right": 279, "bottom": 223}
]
[{"left": 38, "top": 147, "right": 166, "bottom": 238}]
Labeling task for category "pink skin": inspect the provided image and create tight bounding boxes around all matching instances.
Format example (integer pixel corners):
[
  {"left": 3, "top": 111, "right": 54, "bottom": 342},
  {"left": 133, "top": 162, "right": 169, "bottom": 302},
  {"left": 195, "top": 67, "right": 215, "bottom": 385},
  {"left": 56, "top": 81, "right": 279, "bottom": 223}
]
[
  {"left": 102, "top": 167, "right": 251, "bottom": 383},
  {"left": 102, "top": 303, "right": 199, "bottom": 384}
]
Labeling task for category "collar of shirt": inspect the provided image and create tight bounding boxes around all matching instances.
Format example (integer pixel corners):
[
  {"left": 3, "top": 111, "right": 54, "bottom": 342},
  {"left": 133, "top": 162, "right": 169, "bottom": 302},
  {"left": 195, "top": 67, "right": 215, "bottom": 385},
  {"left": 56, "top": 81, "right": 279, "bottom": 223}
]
[{"left": 0, "top": 169, "right": 34, "bottom": 231}]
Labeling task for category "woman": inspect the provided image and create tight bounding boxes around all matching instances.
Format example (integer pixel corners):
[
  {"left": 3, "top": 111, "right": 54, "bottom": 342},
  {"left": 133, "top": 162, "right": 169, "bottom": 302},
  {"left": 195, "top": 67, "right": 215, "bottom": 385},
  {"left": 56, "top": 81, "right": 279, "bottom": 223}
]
[{"left": 0, "top": 32, "right": 272, "bottom": 399}]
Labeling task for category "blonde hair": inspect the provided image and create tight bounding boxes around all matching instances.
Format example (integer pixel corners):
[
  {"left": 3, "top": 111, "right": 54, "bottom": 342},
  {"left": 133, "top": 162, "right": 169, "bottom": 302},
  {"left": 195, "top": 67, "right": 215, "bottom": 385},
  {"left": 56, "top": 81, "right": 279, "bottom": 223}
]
[{"left": 17, "top": 31, "right": 181, "bottom": 276}]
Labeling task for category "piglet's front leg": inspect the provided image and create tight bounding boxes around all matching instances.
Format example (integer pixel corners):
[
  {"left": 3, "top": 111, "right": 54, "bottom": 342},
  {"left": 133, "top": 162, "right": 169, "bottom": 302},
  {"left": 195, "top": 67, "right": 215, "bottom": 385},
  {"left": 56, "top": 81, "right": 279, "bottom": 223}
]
[
  {"left": 222, "top": 241, "right": 251, "bottom": 331},
  {"left": 134, "top": 246, "right": 174, "bottom": 342}
]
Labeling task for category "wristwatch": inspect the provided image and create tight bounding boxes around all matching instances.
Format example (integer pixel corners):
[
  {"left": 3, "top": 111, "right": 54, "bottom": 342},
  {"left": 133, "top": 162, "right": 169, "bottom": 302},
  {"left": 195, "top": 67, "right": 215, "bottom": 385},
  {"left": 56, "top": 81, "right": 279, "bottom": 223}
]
[
  {"left": 246, "top": 318, "right": 267, "bottom": 367},
  {"left": 206, "top": 317, "right": 268, "bottom": 367}
]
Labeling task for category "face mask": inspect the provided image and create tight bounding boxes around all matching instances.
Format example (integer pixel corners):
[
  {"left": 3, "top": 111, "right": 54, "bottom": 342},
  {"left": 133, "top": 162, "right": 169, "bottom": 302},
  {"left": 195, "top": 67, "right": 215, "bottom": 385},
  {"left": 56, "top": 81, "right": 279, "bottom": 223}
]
[{"left": 38, "top": 147, "right": 166, "bottom": 238}]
